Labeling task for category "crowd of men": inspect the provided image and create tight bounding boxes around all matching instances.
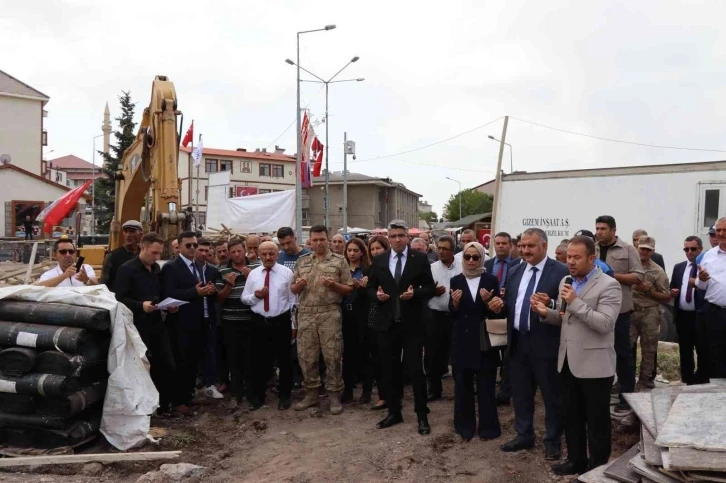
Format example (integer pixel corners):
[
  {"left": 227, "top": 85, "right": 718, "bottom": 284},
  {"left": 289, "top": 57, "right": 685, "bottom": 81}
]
[{"left": 35, "top": 214, "right": 726, "bottom": 479}]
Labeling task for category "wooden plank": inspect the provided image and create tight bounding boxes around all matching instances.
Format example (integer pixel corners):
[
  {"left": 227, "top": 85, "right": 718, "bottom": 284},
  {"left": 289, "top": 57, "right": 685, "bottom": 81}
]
[
  {"left": 0, "top": 450, "right": 181, "bottom": 467},
  {"left": 22, "top": 242, "right": 38, "bottom": 285},
  {"left": 604, "top": 445, "right": 640, "bottom": 483}
]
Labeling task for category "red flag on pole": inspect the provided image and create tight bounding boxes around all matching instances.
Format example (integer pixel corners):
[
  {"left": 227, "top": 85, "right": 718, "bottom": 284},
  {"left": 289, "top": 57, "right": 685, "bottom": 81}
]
[
  {"left": 312, "top": 137, "right": 324, "bottom": 177},
  {"left": 182, "top": 122, "right": 194, "bottom": 147},
  {"left": 36, "top": 180, "right": 93, "bottom": 234}
]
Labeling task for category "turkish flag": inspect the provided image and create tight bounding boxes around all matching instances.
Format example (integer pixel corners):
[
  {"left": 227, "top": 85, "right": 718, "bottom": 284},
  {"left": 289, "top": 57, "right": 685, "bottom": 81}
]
[
  {"left": 181, "top": 122, "right": 194, "bottom": 147},
  {"left": 312, "top": 137, "right": 324, "bottom": 177},
  {"left": 36, "top": 180, "right": 93, "bottom": 234}
]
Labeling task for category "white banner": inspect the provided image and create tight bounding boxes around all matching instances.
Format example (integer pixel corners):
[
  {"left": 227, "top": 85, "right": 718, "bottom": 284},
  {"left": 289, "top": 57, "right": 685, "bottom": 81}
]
[
  {"left": 191, "top": 137, "right": 204, "bottom": 166},
  {"left": 207, "top": 188, "right": 295, "bottom": 233}
]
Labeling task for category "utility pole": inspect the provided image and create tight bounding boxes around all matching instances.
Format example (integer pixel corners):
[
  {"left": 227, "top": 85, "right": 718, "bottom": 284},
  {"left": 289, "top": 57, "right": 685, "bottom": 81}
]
[
  {"left": 343, "top": 131, "right": 348, "bottom": 235},
  {"left": 489, "top": 116, "right": 509, "bottom": 258}
]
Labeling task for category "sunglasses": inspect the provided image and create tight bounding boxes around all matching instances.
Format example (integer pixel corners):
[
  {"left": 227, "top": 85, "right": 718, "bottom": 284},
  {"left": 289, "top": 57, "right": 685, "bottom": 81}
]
[
  {"left": 683, "top": 247, "right": 700, "bottom": 252},
  {"left": 185, "top": 243, "right": 198, "bottom": 249},
  {"left": 58, "top": 249, "right": 76, "bottom": 255},
  {"left": 463, "top": 254, "right": 481, "bottom": 261}
]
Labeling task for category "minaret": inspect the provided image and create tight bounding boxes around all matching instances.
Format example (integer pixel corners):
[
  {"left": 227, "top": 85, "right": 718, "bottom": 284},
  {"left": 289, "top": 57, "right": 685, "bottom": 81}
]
[{"left": 102, "top": 102, "right": 111, "bottom": 156}]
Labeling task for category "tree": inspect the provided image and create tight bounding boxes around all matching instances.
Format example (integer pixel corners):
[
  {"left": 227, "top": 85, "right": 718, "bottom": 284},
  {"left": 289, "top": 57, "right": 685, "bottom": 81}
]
[
  {"left": 94, "top": 91, "right": 137, "bottom": 234},
  {"left": 443, "top": 190, "right": 493, "bottom": 222},
  {"left": 420, "top": 211, "right": 438, "bottom": 226}
]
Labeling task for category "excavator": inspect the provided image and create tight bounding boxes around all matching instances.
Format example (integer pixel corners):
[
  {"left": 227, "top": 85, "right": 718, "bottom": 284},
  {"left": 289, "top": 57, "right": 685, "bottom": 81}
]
[{"left": 80, "top": 75, "right": 191, "bottom": 264}]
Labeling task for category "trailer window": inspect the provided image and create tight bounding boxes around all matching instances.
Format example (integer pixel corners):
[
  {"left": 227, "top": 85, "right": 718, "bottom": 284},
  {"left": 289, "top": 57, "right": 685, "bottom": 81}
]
[{"left": 705, "top": 189, "right": 720, "bottom": 228}]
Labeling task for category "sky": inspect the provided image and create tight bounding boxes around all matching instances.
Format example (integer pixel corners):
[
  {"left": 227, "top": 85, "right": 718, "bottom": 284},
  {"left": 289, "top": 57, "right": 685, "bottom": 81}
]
[{"left": 4, "top": 0, "right": 726, "bottom": 217}]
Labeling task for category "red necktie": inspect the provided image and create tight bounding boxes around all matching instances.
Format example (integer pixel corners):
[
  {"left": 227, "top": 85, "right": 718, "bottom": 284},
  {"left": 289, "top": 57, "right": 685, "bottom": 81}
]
[
  {"left": 496, "top": 261, "right": 504, "bottom": 283},
  {"left": 686, "top": 262, "right": 696, "bottom": 303},
  {"left": 263, "top": 268, "right": 270, "bottom": 312}
]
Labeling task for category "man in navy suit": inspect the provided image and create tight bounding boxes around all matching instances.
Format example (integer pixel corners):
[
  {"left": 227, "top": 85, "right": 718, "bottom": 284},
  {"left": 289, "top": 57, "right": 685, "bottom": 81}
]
[
  {"left": 162, "top": 231, "right": 218, "bottom": 414},
  {"left": 670, "top": 235, "right": 708, "bottom": 384},
  {"left": 367, "top": 220, "right": 436, "bottom": 435},
  {"left": 488, "top": 228, "right": 569, "bottom": 460}
]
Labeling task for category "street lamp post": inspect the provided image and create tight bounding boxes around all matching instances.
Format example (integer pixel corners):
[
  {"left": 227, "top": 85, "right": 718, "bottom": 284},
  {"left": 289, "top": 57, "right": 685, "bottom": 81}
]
[
  {"left": 488, "top": 135, "right": 513, "bottom": 173},
  {"left": 91, "top": 134, "right": 104, "bottom": 234},
  {"left": 289, "top": 24, "right": 336, "bottom": 241},
  {"left": 289, "top": 57, "right": 363, "bottom": 231},
  {"left": 445, "top": 176, "right": 462, "bottom": 221}
]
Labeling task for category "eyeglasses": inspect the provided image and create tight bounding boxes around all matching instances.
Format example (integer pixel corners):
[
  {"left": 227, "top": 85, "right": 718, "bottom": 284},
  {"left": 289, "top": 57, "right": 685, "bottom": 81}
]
[
  {"left": 463, "top": 254, "right": 481, "bottom": 261},
  {"left": 683, "top": 247, "right": 700, "bottom": 252},
  {"left": 185, "top": 243, "right": 198, "bottom": 249},
  {"left": 57, "top": 249, "right": 76, "bottom": 255}
]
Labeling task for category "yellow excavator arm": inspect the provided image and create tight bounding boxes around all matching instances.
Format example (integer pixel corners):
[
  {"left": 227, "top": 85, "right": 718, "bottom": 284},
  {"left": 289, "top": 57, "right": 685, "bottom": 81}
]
[{"left": 109, "top": 75, "right": 190, "bottom": 253}]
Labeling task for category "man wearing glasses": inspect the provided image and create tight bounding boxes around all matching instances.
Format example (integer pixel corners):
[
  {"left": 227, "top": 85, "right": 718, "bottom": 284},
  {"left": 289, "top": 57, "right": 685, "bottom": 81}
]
[
  {"left": 37, "top": 236, "right": 98, "bottom": 287},
  {"left": 425, "top": 235, "right": 461, "bottom": 401},
  {"left": 671, "top": 236, "right": 707, "bottom": 384},
  {"left": 101, "top": 220, "right": 143, "bottom": 292}
]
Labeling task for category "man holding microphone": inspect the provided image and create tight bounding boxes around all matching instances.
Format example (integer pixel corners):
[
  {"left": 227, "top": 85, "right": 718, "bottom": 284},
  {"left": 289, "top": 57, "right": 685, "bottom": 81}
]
[{"left": 531, "top": 236, "right": 622, "bottom": 476}]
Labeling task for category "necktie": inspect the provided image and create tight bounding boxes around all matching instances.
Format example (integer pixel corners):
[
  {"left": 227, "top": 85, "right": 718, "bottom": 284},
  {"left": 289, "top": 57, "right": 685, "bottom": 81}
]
[
  {"left": 191, "top": 262, "right": 201, "bottom": 282},
  {"left": 496, "top": 261, "right": 505, "bottom": 284},
  {"left": 394, "top": 252, "right": 403, "bottom": 284},
  {"left": 263, "top": 268, "right": 271, "bottom": 312},
  {"left": 686, "top": 262, "right": 697, "bottom": 303},
  {"left": 518, "top": 266, "right": 539, "bottom": 332}
]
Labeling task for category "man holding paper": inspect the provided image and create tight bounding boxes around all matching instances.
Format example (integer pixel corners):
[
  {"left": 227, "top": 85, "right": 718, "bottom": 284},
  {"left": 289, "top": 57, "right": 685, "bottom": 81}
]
[{"left": 116, "top": 232, "right": 177, "bottom": 415}]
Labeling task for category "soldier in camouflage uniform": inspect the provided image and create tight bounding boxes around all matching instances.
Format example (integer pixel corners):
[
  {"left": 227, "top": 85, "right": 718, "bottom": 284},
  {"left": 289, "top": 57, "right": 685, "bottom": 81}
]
[
  {"left": 291, "top": 225, "right": 354, "bottom": 414},
  {"left": 631, "top": 236, "right": 671, "bottom": 390}
]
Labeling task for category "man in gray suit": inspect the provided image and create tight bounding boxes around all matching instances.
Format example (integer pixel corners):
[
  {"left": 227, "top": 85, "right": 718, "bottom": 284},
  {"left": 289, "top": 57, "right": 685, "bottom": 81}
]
[{"left": 532, "top": 235, "right": 622, "bottom": 477}]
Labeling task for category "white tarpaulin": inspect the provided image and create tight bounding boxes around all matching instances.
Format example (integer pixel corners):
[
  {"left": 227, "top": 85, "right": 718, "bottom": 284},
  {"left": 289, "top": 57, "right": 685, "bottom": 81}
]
[
  {"left": 0, "top": 284, "right": 158, "bottom": 450},
  {"left": 207, "top": 188, "right": 296, "bottom": 234}
]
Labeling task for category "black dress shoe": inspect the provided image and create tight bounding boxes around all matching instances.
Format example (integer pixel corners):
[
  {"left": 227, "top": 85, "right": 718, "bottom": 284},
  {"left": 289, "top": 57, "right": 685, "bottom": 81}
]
[
  {"left": 418, "top": 417, "right": 431, "bottom": 435},
  {"left": 426, "top": 392, "right": 441, "bottom": 402},
  {"left": 500, "top": 436, "right": 535, "bottom": 452},
  {"left": 376, "top": 413, "right": 403, "bottom": 429},
  {"left": 370, "top": 402, "right": 388, "bottom": 411},
  {"left": 545, "top": 446, "right": 562, "bottom": 461},
  {"left": 552, "top": 460, "right": 587, "bottom": 476},
  {"left": 278, "top": 397, "right": 291, "bottom": 410}
]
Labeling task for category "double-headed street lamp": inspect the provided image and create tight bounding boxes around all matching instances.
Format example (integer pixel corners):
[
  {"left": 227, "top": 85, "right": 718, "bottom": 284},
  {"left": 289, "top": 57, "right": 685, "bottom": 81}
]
[
  {"left": 288, "top": 24, "right": 336, "bottom": 240},
  {"left": 286, "top": 56, "right": 363, "bottom": 229},
  {"left": 445, "top": 176, "right": 462, "bottom": 221},
  {"left": 488, "top": 135, "right": 513, "bottom": 173}
]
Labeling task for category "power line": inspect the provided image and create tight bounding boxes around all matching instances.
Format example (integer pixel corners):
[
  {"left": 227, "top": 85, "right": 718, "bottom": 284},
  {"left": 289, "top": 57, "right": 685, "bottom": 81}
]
[
  {"left": 510, "top": 116, "right": 726, "bottom": 153},
  {"left": 356, "top": 116, "right": 505, "bottom": 162},
  {"left": 265, "top": 84, "right": 326, "bottom": 149},
  {"left": 331, "top": 155, "right": 491, "bottom": 172}
]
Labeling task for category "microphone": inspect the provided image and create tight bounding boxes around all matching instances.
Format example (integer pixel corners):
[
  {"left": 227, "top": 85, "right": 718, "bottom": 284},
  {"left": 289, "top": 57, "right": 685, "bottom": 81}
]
[{"left": 560, "top": 277, "right": 573, "bottom": 313}]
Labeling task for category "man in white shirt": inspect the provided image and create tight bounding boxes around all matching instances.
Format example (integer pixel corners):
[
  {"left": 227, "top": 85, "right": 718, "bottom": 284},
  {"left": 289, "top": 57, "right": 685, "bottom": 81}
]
[
  {"left": 37, "top": 237, "right": 98, "bottom": 287},
  {"left": 425, "top": 235, "right": 461, "bottom": 401},
  {"left": 695, "top": 216, "right": 726, "bottom": 379},
  {"left": 241, "top": 241, "right": 295, "bottom": 410}
]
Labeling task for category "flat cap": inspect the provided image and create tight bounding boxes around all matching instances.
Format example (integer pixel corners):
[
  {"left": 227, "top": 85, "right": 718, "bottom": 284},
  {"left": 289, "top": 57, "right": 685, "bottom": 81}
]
[
  {"left": 122, "top": 220, "right": 143, "bottom": 231},
  {"left": 388, "top": 219, "right": 408, "bottom": 231}
]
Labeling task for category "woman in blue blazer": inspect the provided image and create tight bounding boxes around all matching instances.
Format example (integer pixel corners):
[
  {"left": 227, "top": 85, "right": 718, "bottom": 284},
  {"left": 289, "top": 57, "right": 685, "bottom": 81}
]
[{"left": 449, "top": 241, "right": 502, "bottom": 441}]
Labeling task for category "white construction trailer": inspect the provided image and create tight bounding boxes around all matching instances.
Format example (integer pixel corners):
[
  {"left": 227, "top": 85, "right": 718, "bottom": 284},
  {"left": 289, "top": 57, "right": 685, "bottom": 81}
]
[{"left": 494, "top": 160, "right": 726, "bottom": 277}]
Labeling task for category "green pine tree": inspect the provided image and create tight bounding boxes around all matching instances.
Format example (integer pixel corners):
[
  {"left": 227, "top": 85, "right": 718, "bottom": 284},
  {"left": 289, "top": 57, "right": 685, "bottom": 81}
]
[{"left": 93, "top": 91, "right": 137, "bottom": 234}]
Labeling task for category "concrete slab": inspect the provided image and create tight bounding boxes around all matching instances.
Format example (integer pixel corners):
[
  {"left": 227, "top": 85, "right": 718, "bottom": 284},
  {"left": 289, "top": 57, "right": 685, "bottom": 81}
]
[
  {"left": 643, "top": 426, "right": 663, "bottom": 466},
  {"left": 604, "top": 445, "right": 640, "bottom": 483},
  {"left": 625, "top": 391, "right": 657, "bottom": 436},
  {"left": 651, "top": 385, "right": 726, "bottom": 434},
  {"left": 658, "top": 393, "right": 726, "bottom": 451},
  {"left": 579, "top": 462, "right": 620, "bottom": 483},
  {"left": 629, "top": 454, "right": 685, "bottom": 483},
  {"left": 666, "top": 447, "right": 726, "bottom": 472}
]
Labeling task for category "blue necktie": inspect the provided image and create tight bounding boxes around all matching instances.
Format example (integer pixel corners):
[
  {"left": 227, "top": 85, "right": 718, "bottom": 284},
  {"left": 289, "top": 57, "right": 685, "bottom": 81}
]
[{"left": 519, "top": 267, "right": 539, "bottom": 332}]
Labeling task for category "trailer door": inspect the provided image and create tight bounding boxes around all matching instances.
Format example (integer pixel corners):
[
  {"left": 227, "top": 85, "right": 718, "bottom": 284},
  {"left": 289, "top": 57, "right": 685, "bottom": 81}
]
[{"left": 697, "top": 182, "right": 726, "bottom": 239}]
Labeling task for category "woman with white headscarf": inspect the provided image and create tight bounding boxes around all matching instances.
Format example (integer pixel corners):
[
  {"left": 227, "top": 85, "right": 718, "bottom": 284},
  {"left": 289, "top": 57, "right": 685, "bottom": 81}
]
[{"left": 449, "top": 241, "right": 502, "bottom": 441}]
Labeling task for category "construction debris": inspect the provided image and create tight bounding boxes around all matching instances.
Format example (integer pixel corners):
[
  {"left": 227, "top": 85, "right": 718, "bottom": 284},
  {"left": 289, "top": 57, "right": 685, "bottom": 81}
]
[{"left": 579, "top": 381, "right": 726, "bottom": 483}]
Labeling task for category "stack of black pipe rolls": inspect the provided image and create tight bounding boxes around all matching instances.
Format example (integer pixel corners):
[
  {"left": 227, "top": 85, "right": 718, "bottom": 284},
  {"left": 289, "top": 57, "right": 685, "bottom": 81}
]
[{"left": 0, "top": 301, "right": 110, "bottom": 449}]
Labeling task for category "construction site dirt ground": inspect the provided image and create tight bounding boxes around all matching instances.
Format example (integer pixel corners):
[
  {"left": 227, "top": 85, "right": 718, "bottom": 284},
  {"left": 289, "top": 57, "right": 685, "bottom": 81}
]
[{"left": 0, "top": 378, "right": 640, "bottom": 483}]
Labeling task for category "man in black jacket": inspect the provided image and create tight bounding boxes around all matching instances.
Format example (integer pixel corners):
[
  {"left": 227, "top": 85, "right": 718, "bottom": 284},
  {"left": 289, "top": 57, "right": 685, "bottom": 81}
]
[
  {"left": 101, "top": 220, "right": 143, "bottom": 292},
  {"left": 162, "top": 231, "right": 218, "bottom": 414},
  {"left": 367, "top": 220, "right": 436, "bottom": 435},
  {"left": 488, "top": 228, "right": 569, "bottom": 460},
  {"left": 115, "top": 232, "right": 176, "bottom": 414},
  {"left": 670, "top": 235, "right": 708, "bottom": 384}
]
